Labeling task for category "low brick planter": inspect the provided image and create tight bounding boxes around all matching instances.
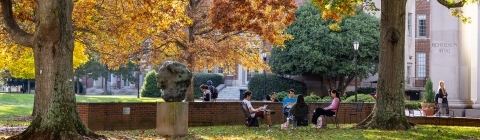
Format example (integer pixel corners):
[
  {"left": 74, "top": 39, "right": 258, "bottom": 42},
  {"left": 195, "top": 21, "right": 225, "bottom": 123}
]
[{"left": 78, "top": 102, "right": 375, "bottom": 131}]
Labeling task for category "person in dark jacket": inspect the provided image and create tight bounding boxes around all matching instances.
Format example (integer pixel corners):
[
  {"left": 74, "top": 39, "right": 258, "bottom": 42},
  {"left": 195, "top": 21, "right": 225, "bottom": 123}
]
[
  {"left": 289, "top": 95, "right": 309, "bottom": 128},
  {"left": 200, "top": 84, "right": 211, "bottom": 102},
  {"left": 435, "top": 81, "right": 449, "bottom": 115},
  {"left": 270, "top": 92, "right": 280, "bottom": 102}
]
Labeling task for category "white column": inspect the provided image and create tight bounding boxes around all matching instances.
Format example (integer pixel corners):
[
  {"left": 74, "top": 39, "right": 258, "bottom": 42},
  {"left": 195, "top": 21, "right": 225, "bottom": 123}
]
[
  {"left": 452, "top": 4, "right": 476, "bottom": 109},
  {"left": 473, "top": 6, "right": 480, "bottom": 109}
]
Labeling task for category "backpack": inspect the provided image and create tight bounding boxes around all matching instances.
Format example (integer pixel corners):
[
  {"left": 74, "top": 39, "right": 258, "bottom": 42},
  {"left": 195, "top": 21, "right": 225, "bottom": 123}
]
[{"left": 209, "top": 85, "right": 219, "bottom": 98}]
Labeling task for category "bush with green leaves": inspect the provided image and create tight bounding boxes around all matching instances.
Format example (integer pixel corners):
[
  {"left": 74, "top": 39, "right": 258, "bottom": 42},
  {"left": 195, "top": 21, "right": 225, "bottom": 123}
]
[
  {"left": 193, "top": 73, "right": 223, "bottom": 99},
  {"left": 423, "top": 77, "right": 435, "bottom": 103},
  {"left": 276, "top": 91, "right": 289, "bottom": 102},
  {"left": 247, "top": 74, "right": 307, "bottom": 100},
  {"left": 141, "top": 71, "right": 162, "bottom": 97},
  {"left": 304, "top": 93, "right": 322, "bottom": 103},
  {"left": 405, "top": 101, "right": 422, "bottom": 110},
  {"left": 320, "top": 96, "right": 333, "bottom": 102},
  {"left": 342, "top": 94, "right": 376, "bottom": 103},
  {"left": 345, "top": 87, "right": 376, "bottom": 98}
]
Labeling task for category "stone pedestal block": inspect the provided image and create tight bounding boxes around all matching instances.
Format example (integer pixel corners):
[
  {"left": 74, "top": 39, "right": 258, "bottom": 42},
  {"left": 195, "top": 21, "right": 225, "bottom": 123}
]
[{"left": 156, "top": 102, "right": 188, "bottom": 136}]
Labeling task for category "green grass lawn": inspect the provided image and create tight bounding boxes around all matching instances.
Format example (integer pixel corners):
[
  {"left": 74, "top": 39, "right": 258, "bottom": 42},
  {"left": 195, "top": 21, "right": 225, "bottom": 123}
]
[
  {"left": 0, "top": 93, "right": 163, "bottom": 124},
  {"left": 2, "top": 124, "right": 479, "bottom": 140},
  {"left": 1, "top": 93, "right": 480, "bottom": 139},
  {"left": 98, "top": 125, "right": 480, "bottom": 140}
]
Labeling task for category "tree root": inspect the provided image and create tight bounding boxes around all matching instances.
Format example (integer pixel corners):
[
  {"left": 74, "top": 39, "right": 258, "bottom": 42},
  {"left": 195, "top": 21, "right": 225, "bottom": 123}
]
[
  {"left": 7, "top": 115, "right": 106, "bottom": 140},
  {"left": 356, "top": 107, "right": 411, "bottom": 130}
]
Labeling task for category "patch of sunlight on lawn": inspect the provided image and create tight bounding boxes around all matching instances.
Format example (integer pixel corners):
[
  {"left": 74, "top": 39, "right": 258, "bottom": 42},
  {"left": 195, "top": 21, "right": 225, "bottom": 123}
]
[
  {"left": 0, "top": 105, "right": 32, "bottom": 124},
  {"left": 0, "top": 93, "right": 34, "bottom": 105}
]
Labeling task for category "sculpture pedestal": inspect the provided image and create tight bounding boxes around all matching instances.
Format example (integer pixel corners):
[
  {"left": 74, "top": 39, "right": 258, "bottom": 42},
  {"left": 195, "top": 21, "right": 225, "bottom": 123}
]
[{"left": 156, "top": 102, "right": 188, "bottom": 136}]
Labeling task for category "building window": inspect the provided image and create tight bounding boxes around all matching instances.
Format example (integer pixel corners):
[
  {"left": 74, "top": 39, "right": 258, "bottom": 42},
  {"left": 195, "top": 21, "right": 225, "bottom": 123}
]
[
  {"left": 416, "top": 53, "right": 426, "bottom": 77},
  {"left": 124, "top": 79, "right": 128, "bottom": 86},
  {"left": 407, "top": 65, "right": 411, "bottom": 84},
  {"left": 408, "top": 13, "right": 412, "bottom": 37},
  {"left": 217, "top": 67, "right": 224, "bottom": 74},
  {"left": 246, "top": 70, "right": 259, "bottom": 81},
  {"left": 417, "top": 14, "right": 426, "bottom": 37}
]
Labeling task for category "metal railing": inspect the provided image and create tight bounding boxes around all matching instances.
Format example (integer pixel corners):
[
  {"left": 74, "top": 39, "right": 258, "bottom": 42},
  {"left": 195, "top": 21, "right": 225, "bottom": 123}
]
[{"left": 406, "top": 77, "right": 427, "bottom": 87}]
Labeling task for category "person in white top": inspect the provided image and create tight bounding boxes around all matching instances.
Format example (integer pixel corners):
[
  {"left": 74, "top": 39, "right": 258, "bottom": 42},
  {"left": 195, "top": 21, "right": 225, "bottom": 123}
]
[{"left": 242, "top": 90, "right": 273, "bottom": 128}]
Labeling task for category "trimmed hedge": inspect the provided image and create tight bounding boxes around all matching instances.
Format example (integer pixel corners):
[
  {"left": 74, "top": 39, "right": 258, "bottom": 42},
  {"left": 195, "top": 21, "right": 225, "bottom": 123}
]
[
  {"left": 304, "top": 93, "right": 321, "bottom": 103},
  {"left": 193, "top": 73, "right": 223, "bottom": 99},
  {"left": 247, "top": 74, "right": 307, "bottom": 100},
  {"left": 303, "top": 94, "right": 375, "bottom": 103},
  {"left": 343, "top": 94, "right": 376, "bottom": 103},
  {"left": 141, "top": 71, "right": 162, "bottom": 97},
  {"left": 345, "top": 87, "right": 377, "bottom": 98},
  {"left": 405, "top": 101, "right": 422, "bottom": 109}
]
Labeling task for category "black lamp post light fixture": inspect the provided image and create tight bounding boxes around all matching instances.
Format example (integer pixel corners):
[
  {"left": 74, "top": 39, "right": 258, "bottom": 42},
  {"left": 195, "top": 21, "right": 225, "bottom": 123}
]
[
  {"left": 353, "top": 40, "right": 359, "bottom": 102},
  {"left": 262, "top": 52, "right": 267, "bottom": 101}
]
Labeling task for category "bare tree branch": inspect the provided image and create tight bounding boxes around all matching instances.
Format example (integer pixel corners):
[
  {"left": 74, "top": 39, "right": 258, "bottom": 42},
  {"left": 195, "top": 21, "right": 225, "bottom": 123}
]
[{"left": 0, "top": 0, "right": 34, "bottom": 47}]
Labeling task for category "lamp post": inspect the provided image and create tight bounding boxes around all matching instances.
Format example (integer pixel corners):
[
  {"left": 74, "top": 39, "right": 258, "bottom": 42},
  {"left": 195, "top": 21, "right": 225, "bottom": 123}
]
[
  {"left": 353, "top": 40, "right": 360, "bottom": 102},
  {"left": 262, "top": 52, "right": 267, "bottom": 101},
  {"left": 137, "top": 70, "right": 140, "bottom": 98}
]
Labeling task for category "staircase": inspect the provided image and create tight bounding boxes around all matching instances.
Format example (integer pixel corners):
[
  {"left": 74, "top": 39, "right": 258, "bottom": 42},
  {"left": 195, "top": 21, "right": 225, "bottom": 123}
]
[{"left": 217, "top": 86, "right": 247, "bottom": 101}]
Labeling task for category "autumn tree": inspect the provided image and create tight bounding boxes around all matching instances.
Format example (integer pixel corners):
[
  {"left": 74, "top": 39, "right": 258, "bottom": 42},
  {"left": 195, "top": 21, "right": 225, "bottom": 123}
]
[
  {"left": 0, "top": 0, "right": 188, "bottom": 139},
  {"left": 311, "top": 0, "right": 479, "bottom": 130},
  {"left": 269, "top": 3, "right": 380, "bottom": 96},
  {"left": 88, "top": 0, "right": 298, "bottom": 101},
  {"left": 166, "top": 0, "right": 298, "bottom": 101},
  {"left": 0, "top": 0, "right": 101, "bottom": 138}
]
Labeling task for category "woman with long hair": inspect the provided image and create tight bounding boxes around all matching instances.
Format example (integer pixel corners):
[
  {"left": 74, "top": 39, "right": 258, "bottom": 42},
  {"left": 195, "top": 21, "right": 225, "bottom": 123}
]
[
  {"left": 311, "top": 90, "right": 341, "bottom": 128},
  {"left": 289, "top": 95, "right": 309, "bottom": 128},
  {"left": 435, "top": 81, "right": 449, "bottom": 116}
]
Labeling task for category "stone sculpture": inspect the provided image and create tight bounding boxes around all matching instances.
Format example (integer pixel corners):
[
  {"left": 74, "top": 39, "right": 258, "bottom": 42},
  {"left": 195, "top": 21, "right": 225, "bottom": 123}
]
[{"left": 156, "top": 61, "right": 192, "bottom": 102}]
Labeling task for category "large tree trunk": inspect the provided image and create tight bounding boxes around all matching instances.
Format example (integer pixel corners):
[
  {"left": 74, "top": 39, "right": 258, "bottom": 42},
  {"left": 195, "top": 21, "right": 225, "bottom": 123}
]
[
  {"left": 321, "top": 76, "right": 353, "bottom": 96},
  {"left": 356, "top": 0, "right": 411, "bottom": 130},
  {"left": 1, "top": 0, "right": 103, "bottom": 139},
  {"left": 185, "top": 11, "right": 196, "bottom": 101}
]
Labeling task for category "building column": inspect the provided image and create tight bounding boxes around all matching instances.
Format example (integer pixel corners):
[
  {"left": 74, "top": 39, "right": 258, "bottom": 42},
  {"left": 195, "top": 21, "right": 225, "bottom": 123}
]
[
  {"left": 473, "top": 5, "right": 480, "bottom": 109},
  {"left": 451, "top": 5, "right": 476, "bottom": 109}
]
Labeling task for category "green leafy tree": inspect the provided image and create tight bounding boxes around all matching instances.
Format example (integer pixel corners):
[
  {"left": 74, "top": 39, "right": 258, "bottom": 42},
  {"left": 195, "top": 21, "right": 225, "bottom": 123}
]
[
  {"left": 311, "top": 0, "right": 478, "bottom": 130},
  {"left": 141, "top": 71, "right": 161, "bottom": 97},
  {"left": 269, "top": 3, "right": 379, "bottom": 96}
]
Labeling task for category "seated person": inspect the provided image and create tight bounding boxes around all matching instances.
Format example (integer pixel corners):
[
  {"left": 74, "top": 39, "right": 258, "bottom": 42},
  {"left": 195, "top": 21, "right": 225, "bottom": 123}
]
[
  {"left": 200, "top": 84, "right": 211, "bottom": 102},
  {"left": 312, "top": 90, "right": 340, "bottom": 127},
  {"left": 283, "top": 89, "right": 297, "bottom": 120},
  {"left": 270, "top": 92, "right": 280, "bottom": 102},
  {"left": 242, "top": 90, "right": 274, "bottom": 128},
  {"left": 289, "top": 95, "right": 309, "bottom": 128}
]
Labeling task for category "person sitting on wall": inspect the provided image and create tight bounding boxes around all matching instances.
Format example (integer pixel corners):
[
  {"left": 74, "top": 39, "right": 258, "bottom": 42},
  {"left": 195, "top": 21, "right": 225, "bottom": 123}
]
[
  {"left": 242, "top": 90, "right": 274, "bottom": 128},
  {"left": 200, "top": 84, "right": 211, "bottom": 102},
  {"left": 270, "top": 92, "right": 280, "bottom": 102},
  {"left": 311, "top": 90, "right": 340, "bottom": 128},
  {"left": 283, "top": 89, "right": 297, "bottom": 120}
]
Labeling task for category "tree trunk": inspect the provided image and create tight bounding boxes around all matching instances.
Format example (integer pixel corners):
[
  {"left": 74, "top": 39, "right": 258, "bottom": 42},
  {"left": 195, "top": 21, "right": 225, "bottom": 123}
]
[
  {"left": 185, "top": 15, "right": 196, "bottom": 101},
  {"left": 356, "top": 0, "right": 411, "bottom": 130},
  {"left": 1, "top": 0, "right": 103, "bottom": 139},
  {"left": 320, "top": 76, "right": 353, "bottom": 96},
  {"left": 27, "top": 79, "right": 30, "bottom": 94},
  {"left": 185, "top": 57, "right": 195, "bottom": 102}
]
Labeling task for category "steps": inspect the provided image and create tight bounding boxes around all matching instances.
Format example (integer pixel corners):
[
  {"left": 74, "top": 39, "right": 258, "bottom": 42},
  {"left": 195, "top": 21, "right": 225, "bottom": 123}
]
[{"left": 217, "top": 86, "right": 247, "bottom": 100}]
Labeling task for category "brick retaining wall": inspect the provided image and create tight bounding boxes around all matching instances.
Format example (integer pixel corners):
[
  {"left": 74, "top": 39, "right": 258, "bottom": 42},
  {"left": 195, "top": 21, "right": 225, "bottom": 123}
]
[
  {"left": 78, "top": 102, "right": 480, "bottom": 131},
  {"left": 78, "top": 102, "right": 374, "bottom": 131}
]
